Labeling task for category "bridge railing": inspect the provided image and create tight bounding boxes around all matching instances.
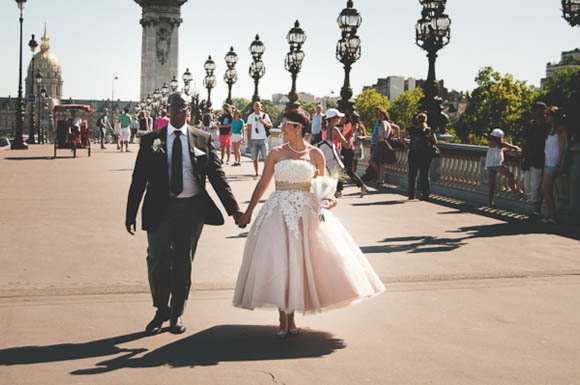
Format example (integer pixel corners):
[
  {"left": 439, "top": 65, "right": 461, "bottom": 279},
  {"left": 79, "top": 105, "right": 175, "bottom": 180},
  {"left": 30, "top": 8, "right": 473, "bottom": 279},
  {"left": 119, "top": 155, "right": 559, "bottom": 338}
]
[{"left": 358, "top": 139, "right": 580, "bottom": 222}]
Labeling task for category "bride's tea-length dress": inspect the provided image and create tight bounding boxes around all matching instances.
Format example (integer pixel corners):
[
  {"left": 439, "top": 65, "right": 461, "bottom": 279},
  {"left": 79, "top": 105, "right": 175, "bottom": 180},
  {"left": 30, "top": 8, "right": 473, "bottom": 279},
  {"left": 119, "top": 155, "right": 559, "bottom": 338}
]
[{"left": 233, "top": 159, "right": 385, "bottom": 313}]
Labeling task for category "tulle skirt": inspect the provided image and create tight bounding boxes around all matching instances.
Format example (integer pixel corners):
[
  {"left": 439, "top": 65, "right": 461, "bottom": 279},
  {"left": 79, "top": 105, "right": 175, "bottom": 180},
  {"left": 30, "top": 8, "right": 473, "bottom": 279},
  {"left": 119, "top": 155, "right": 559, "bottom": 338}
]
[{"left": 233, "top": 201, "right": 385, "bottom": 314}]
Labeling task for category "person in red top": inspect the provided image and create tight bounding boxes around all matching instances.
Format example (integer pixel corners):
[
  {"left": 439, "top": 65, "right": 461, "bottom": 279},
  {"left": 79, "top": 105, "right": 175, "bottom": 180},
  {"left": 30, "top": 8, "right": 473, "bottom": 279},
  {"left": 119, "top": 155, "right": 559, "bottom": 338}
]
[{"left": 155, "top": 110, "right": 170, "bottom": 129}]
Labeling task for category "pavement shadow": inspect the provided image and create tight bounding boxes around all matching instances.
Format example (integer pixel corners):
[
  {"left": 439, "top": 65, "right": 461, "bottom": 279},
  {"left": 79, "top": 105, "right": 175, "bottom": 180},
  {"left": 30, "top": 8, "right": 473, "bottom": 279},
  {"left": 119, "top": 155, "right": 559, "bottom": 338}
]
[
  {"left": 0, "top": 331, "right": 148, "bottom": 366},
  {"left": 4, "top": 156, "right": 55, "bottom": 161},
  {"left": 361, "top": 222, "right": 580, "bottom": 255},
  {"left": 351, "top": 200, "right": 406, "bottom": 207},
  {"left": 71, "top": 325, "right": 345, "bottom": 375}
]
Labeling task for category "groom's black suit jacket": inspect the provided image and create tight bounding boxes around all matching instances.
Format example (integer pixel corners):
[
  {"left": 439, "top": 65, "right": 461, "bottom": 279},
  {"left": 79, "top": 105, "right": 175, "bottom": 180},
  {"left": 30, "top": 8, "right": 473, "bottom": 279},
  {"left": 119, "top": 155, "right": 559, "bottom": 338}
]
[{"left": 126, "top": 125, "right": 239, "bottom": 231}]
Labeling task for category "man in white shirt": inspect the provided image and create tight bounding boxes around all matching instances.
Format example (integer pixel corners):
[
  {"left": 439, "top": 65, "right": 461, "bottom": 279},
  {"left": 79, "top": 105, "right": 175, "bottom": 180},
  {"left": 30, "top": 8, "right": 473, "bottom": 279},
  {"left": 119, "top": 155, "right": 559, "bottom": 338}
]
[
  {"left": 246, "top": 101, "right": 272, "bottom": 178},
  {"left": 126, "top": 93, "right": 244, "bottom": 335},
  {"left": 310, "top": 104, "right": 324, "bottom": 144}
]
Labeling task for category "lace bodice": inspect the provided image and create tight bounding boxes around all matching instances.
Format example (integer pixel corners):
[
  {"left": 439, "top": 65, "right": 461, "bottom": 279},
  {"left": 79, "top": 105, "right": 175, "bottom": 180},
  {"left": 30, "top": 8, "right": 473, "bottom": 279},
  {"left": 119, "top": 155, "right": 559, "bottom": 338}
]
[{"left": 253, "top": 159, "right": 317, "bottom": 239}]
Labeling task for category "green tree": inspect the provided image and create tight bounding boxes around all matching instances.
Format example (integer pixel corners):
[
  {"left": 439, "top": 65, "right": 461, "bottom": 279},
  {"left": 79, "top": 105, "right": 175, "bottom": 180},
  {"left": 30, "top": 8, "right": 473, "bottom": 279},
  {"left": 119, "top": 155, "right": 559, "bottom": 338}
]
[
  {"left": 452, "top": 66, "right": 538, "bottom": 144},
  {"left": 388, "top": 87, "right": 424, "bottom": 130},
  {"left": 298, "top": 100, "right": 318, "bottom": 115},
  {"left": 541, "top": 67, "right": 580, "bottom": 142},
  {"left": 231, "top": 97, "right": 251, "bottom": 112},
  {"left": 354, "top": 88, "right": 390, "bottom": 135},
  {"left": 326, "top": 99, "right": 338, "bottom": 109},
  {"left": 260, "top": 99, "right": 284, "bottom": 128}
]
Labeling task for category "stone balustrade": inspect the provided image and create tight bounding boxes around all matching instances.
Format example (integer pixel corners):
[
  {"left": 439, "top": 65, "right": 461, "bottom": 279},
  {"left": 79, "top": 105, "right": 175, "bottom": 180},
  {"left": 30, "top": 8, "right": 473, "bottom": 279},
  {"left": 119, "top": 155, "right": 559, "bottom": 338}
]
[
  {"left": 237, "top": 126, "right": 579, "bottom": 223},
  {"left": 358, "top": 139, "right": 580, "bottom": 223}
]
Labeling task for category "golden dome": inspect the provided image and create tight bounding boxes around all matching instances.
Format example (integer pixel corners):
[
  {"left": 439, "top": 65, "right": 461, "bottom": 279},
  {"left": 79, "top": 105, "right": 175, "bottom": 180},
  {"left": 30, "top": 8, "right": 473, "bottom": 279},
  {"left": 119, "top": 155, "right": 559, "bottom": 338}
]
[{"left": 28, "top": 25, "right": 61, "bottom": 73}]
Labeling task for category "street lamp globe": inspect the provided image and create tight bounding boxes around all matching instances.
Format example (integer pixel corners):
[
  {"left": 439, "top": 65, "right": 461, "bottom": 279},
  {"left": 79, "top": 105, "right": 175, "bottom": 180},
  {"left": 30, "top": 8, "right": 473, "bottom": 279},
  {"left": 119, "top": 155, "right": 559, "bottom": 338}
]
[
  {"left": 146, "top": 94, "right": 153, "bottom": 105},
  {"left": 224, "top": 68, "right": 238, "bottom": 83},
  {"left": 562, "top": 0, "right": 580, "bottom": 26},
  {"left": 203, "top": 74, "right": 216, "bottom": 89},
  {"left": 15, "top": 0, "right": 27, "bottom": 10},
  {"left": 337, "top": 0, "right": 362, "bottom": 35},
  {"left": 28, "top": 34, "right": 38, "bottom": 53},
  {"left": 35, "top": 71, "right": 43, "bottom": 84},
  {"left": 204, "top": 56, "right": 216, "bottom": 74},
  {"left": 40, "top": 88, "right": 46, "bottom": 98},
  {"left": 170, "top": 75, "right": 179, "bottom": 92},
  {"left": 182, "top": 68, "right": 193, "bottom": 85},
  {"left": 161, "top": 82, "right": 169, "bottom": 96},
  {"left": 249, "top": 59, "right": 265, "bottom": 77},
  {"left": 225, "top": 46, "right": 238, "bottom": 68},
  {"left": 153, "top": 88, "right": 161, "bottom": 101},
  {"left": 249, "top": 34, "right": 265, "bottom": 60},
  {"left": 287, "top": 20, "right": 306, "bottom": 46}
]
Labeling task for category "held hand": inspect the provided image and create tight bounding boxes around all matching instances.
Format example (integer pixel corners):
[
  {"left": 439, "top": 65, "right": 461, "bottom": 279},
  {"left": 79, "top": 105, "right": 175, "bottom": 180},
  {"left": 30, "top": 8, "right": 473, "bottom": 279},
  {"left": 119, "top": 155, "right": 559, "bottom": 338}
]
[
  {"left": 236, "top": 211, "right": 252, "bottom": 228},
  {"left": 233, "top": 211, "right": 247, "bottom": 229},
  {"left": 322, "top": 197, "right": 338, "bottom": 210},
  {"left": 126, "top": 220, "right": 136, "bottom": 235}
]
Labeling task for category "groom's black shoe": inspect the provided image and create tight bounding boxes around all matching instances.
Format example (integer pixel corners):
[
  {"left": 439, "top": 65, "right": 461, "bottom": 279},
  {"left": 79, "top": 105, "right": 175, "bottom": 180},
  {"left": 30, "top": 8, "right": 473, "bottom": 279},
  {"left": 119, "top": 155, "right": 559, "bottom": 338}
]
[
  {"left": 169, "top": 316, "right": 186, "bottom": 334},
  {"left": 145, "top": 309, "right": 169, "bottom": 335}
]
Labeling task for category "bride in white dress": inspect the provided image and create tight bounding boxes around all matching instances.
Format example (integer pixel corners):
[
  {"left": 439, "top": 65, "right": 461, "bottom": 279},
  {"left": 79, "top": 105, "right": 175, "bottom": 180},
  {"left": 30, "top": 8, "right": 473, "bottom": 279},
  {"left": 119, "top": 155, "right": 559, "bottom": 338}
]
[{"left": 234, "top": 108, "right": 385, "bottom": 338}]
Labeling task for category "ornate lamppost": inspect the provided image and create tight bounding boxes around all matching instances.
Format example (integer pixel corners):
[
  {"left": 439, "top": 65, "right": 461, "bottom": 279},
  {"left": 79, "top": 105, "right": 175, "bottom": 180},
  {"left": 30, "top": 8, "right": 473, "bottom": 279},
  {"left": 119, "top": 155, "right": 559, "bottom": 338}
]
[
  {"left": 203, "top": 56, "right": 216, "bottom": 108},
  {"left": 181, "top": 67, "right": 201, "bottom": 124},
  {"left": 224, "top": 47, "right": 238, "bottom": 106},
  {"left": 27, "top": 34, "right": 38, "bottom": 144},
  {"left": 562, "top": 0, "right": 580, "bottom": 25},
  {"left": 284, "top": 20, "right": 306, "bottom": 111},
  {"left": 160, "top": 82, "right": 169, "bottom": 111},
  {"left": 170, "top": 75, "right": 179, "bottom": 93},
  {"left": 249, "top": 34, "right": 266, "bottom": 103},
  {"left": 35, "top": 72, "right": 42, "bottom": 143},
  {"left": 336, "top": 0, "right": 362, "bottom": 115},
  {"left": 12, "top": 0, "right": 28, "bottom": 149},
  {"left": 39, "top": 87, "right": 47, "bottom": 144},
  {"left": 415, "top": 0, "right": 451, "bottom": 133}
]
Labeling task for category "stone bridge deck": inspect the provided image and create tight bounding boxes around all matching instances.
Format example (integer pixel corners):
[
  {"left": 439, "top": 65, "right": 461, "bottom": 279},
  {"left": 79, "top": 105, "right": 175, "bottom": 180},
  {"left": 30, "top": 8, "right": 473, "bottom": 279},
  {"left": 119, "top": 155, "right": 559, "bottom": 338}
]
[{"left": 0, "top": 144, "right": 579, "bottom": 385}]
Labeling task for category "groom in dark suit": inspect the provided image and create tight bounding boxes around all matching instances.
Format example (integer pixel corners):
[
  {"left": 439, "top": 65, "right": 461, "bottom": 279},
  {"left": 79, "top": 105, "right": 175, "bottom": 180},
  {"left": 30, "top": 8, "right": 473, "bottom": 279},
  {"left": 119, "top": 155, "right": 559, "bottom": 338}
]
[{"left": 126, "top": 93, "right": 243, "bottom": 334}]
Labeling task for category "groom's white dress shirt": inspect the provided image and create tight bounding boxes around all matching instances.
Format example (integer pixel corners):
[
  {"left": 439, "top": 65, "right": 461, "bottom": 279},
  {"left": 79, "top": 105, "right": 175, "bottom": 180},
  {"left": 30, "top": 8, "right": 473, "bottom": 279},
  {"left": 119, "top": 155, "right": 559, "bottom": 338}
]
[{"left": 167, "top": 122, "right": 199, "bottom": 198}]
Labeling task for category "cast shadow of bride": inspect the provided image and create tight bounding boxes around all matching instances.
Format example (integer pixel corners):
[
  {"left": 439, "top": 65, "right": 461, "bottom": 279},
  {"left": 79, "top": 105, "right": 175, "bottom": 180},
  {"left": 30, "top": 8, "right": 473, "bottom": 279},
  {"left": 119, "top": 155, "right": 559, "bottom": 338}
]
[{"left": 0, "top": 325, "right": 345, "bottom": 375}]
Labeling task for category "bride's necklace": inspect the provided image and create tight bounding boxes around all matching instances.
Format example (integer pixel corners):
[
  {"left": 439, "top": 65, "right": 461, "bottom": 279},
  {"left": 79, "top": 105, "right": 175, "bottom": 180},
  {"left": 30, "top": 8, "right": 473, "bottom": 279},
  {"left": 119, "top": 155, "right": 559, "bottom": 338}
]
[{"left": 287, "top": 142, "right": 307, "bottom": 154}]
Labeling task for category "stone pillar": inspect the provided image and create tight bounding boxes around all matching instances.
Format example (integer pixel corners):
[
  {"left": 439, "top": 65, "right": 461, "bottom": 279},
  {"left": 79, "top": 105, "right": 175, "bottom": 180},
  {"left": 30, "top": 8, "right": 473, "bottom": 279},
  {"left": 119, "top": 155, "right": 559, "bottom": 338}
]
[{"left": 135, "top": 0, "right": 187, "bottom": 100}]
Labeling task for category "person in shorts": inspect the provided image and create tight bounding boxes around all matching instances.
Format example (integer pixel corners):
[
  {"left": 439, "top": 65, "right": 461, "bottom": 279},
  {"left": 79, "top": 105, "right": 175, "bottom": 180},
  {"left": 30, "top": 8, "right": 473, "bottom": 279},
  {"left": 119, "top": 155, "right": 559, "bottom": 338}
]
[
  {"left": 246, "top": 101, "right": 272, "bottom": 178},
  {"left": 97, "top": 108, "right": 112, "bottom": 149},
  {"left": 118, "top": 107, "right": 132, "bottom": 152},
  {"left": 231, "top": 110, "right": 245, "bottom": 166},
  {"left": 485, "top": 128, "right": 522, "bottom": 208},
  {"left": 218, "top": 105, "right": 233, "bottom": 164}
]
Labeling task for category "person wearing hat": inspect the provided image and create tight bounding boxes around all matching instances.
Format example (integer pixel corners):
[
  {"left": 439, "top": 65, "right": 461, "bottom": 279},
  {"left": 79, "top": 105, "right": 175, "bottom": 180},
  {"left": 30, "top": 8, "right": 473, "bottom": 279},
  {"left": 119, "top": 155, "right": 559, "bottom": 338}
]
[
  {"left": 485, "top": 127, "right": 522, "bottom": 208},
  {"left": 521, "top": 101, "right": 549, "bottom": 218},
  {"left": 324, "top": 108, "right": 368, "bottom": 197}
]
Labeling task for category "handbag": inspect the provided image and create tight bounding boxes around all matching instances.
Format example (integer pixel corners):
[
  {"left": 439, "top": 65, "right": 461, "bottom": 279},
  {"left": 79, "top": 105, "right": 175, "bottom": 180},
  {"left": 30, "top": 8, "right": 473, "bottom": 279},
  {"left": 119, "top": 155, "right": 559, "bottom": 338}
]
[{"left": 316, "top": 140, "right": 345, "bottom": 176}]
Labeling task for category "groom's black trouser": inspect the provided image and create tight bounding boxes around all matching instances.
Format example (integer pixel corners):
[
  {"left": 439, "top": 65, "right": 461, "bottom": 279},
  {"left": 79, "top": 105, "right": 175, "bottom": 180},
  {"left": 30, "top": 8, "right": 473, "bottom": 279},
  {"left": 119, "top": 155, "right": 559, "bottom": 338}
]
[{"left": 146, "top": 195, "right": 205, "bottom": 318}]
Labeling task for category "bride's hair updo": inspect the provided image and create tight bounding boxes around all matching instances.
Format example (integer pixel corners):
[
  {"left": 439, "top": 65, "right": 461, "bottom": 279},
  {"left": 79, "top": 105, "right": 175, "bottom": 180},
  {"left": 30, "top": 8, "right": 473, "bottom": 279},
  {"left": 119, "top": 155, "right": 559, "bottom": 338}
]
[{"left": 283, "top": 108, "right": 312, "bottom": 137}]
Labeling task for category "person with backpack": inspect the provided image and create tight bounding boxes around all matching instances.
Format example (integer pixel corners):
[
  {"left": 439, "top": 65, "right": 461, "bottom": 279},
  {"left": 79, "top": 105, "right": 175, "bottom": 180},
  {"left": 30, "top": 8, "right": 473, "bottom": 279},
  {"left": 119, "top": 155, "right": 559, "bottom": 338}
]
[{"left": 97, "top": 108, "right": 112, "bottom": 149}]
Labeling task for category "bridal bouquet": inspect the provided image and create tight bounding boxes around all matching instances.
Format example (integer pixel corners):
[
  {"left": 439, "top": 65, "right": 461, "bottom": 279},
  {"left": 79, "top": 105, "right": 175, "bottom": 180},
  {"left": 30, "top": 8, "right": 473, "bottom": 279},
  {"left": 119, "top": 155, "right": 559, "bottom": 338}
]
[{"left": 311, "top": 176, "right": 337, "bottom": 222}]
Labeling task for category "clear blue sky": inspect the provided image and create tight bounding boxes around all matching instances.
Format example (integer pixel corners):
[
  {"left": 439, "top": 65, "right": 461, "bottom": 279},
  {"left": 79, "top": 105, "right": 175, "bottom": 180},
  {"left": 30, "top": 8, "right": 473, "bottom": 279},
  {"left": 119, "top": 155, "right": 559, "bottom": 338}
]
[{"left": 0, "top": 0, "right": 578, "bottom": 104}]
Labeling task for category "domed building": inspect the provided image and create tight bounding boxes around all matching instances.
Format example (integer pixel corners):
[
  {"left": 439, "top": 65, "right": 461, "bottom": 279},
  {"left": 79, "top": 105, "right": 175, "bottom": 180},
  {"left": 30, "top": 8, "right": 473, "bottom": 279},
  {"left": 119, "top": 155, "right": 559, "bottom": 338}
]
[{"left": 25, "top": 26, "right": 63, "bottom": 100}]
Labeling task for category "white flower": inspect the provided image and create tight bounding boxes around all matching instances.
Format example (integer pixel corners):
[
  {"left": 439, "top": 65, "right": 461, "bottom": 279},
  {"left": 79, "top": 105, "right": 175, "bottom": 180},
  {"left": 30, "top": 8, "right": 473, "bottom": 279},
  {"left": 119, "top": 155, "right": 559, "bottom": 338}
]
[
  {"left": 152, "top": 138, "right": 165, "bottom": 153},
  {"left": 311, "top": 176, "right": 337, "bottom": 222}
]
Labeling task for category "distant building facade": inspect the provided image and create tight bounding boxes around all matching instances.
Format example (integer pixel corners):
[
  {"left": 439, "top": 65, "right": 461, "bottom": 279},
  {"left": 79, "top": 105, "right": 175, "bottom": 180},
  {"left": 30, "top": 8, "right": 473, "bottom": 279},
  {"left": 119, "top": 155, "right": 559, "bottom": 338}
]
[
  {"left": 541, "top": 48, "right": 580, "bottom": 89},
  {"left": 363, "top": 76, "right": 417, "bottom": 102},
  {"left": 1, "top": 28, "right": 138, "bottom": 137}
]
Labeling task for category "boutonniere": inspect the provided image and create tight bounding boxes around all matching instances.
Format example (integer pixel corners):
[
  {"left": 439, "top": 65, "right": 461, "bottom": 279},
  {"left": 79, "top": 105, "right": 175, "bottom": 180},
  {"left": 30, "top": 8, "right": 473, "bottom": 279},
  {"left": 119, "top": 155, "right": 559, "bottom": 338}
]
[{"left": 152, "top": 138, "right": 165, "bottom": 153}]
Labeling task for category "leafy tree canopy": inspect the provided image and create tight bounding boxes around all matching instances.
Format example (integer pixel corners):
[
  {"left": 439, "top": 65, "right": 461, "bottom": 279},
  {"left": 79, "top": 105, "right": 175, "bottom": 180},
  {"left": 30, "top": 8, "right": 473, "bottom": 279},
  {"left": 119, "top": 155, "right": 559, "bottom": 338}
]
[
  {"left": 452, "top": 66, "right": 538, "bottom": 145},
  {"left": 388, "top": 87, "right": 424, "bottom": 131},
  {"left": 231, "top": 97, "right": 251, "bottom": 112},
  {"left": 541, "top": 67, "right": 580, "bottom": 142},
  {"left": 354, "top": 88, "right": 390, "bottom": 135}
]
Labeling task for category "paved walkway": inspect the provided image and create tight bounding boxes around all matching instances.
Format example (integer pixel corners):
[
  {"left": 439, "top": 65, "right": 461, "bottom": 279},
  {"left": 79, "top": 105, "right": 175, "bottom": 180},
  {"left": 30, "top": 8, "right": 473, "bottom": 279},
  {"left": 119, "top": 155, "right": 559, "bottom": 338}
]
[{"left": 1, "top": 144, "right": 579, "bottom": 385}]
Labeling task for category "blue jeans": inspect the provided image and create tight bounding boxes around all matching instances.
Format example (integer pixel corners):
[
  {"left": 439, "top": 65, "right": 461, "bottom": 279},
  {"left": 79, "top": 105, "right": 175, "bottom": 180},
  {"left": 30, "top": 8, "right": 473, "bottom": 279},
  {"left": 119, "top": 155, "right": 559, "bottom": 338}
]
[{"left": 250, "top": 139, "right": 268, "bottom": 161}]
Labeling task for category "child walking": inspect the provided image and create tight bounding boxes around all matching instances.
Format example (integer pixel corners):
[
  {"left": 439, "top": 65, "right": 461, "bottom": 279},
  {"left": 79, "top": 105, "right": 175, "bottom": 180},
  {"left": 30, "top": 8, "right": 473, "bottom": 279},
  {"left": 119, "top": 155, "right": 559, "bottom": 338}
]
[{"left": 485, "top": 128, "right": 522, "bottom": 208}]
